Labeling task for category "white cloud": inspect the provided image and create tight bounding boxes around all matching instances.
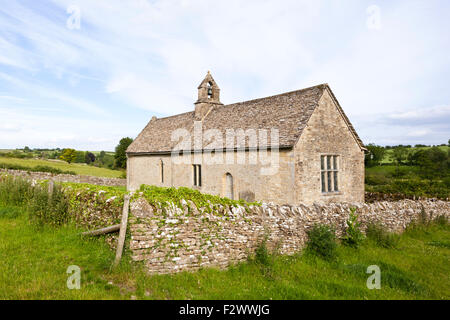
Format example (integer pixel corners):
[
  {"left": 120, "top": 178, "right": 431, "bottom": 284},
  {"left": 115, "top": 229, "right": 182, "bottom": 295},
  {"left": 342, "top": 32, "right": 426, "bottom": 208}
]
[
  {"left": 0, "top": 0, "right": 449, "bottom": 149},
  {"left": 0, "top": 107, "right": 134, "bottom": 150},
  {"left": 0, "top": 72, "right": 107, "bottom": 116},
  {"left": 0, "top": 123, "right": 21, "bottom": 133},
  {"left": 387, "top": 105, "right": 450, "bottom": 124},
  {"left": 407, "top": 129, "right": 430, "bottom": 137}
]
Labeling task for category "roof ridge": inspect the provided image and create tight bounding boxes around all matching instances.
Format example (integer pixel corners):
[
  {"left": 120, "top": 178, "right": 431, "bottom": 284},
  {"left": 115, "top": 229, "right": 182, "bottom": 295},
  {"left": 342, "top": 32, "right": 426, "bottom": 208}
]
[
  {"left": 151, "top": 110, "right": 194, "bottom": 121},
  {"left": 150, "top": 84, "right": 327, "bottom": 121},
  {"left": 223, "top": 83, "right": 328, "bottom": 108}
]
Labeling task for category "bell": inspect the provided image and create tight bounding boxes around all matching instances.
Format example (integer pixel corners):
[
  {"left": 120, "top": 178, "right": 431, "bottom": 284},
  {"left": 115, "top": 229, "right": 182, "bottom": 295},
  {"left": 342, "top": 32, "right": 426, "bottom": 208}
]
[{"left": 207, "top": 88, "right": 213, "bottom": 96}]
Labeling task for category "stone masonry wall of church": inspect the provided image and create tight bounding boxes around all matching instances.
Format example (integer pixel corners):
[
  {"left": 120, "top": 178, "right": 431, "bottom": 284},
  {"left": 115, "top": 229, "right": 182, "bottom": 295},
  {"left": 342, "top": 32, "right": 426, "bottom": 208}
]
[
  {"left": 294, "top": 89, "right": 365, "bottom": 204},
  {"left": 127, "top": 149, "right": 297, "bottom": 204}
]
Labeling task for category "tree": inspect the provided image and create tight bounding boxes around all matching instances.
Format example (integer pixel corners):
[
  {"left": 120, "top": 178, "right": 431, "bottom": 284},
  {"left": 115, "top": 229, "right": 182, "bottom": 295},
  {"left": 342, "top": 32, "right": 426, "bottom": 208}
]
[
  {"left": 74, "top": 151, "right": 86, "bottom": 163},
  {"left": 23, "top": 146, "right": 31, "bottom": 153},
  {"left": 392, "top": 146, "right": 409, "bottom": 166},
  {"left": 411, "top": 147, "right": 448, "bottom": 180},
  {"left": 85, "top": 152, "right": 95, "bottom": 164},
  {"left": 114, "top": 137, "right": 133, "bottom": 169},
  {"left": 364, "top": 144, "right": 386, "bottom": 167},
  {"left": 60, "top": 148, "right": 77, "bottom": 164}
]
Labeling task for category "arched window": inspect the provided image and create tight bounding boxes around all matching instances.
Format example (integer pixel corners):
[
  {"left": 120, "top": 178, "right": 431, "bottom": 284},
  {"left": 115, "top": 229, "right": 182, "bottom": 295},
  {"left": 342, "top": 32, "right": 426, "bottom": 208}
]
[{"left": 225, "top": 173, "right": 234, "bottom": 200}]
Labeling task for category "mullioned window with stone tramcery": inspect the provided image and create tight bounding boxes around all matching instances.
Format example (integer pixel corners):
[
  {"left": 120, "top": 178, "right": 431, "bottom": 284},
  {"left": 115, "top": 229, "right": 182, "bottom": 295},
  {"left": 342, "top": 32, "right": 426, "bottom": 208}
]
[{"left": 321, "top": 155, "right": 339, "bottom": 193}]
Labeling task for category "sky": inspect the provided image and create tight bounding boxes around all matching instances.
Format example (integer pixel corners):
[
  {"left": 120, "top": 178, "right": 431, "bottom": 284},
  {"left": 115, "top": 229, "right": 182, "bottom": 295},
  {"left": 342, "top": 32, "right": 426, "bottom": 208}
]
[{"left": 0, "top": 0, "right": 449, "bottom": 151}]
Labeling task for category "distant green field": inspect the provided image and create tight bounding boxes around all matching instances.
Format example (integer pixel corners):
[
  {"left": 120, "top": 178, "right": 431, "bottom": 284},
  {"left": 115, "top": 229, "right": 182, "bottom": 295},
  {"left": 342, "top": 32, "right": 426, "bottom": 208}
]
[
  {"left": 89, "top": 151, "right": 115, "bottom": 156},
  {"left": 0, "top": 158, "right": 122, "bottom": 178},
  {"left": 382, "top": 146, "right": 449, "bottom": 164},
  {"left": 365, "top": 165, "right": 418, "bottom": 175},
  {"left": 0, "top": 149, "right": 114, "bottom": 157}
]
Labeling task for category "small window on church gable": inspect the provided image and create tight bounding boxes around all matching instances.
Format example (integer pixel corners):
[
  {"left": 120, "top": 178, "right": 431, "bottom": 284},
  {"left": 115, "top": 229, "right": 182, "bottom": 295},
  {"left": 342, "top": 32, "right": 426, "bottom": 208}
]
[
  {"left": 160, "top": 160, "right": 164, "bottom": 184},
  {"left": 207, "top": 82, "right": 213, "bottom": 99},
  {"left": 193, "top": 164, "right": 202, "bottom": 187},
  {"left": 321, "top": 155, "right": 339, "bottom": 193}
]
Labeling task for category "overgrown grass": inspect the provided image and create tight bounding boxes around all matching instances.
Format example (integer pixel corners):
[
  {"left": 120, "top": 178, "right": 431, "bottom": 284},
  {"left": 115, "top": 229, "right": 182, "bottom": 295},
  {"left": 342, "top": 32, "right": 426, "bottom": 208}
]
[
  {"left": 0, "top": 176, "right": 71, "bottom": 226},
  {"left": 365, "top": 222, "right": 400, "bottom": 249},
  {"left": 305, "top": 224, "right": 338, "bottom": 261},
  {"left": 0, "top": 157, "right": 122, "bottom": 178},
  {"left": 0, "top": 175, "right": 34, "bottom": 206},
  {"left": 0, "top": 177, "right": 126, "bottom": 227},
  {"left": 29, "top": 183, "right": 70, "bottom": 227},
  {"left": 0, "top": 207, "right": 126, "bottom": 299},
  {"left": 1, "top": 204, "right": 448, "bottom": 299}
]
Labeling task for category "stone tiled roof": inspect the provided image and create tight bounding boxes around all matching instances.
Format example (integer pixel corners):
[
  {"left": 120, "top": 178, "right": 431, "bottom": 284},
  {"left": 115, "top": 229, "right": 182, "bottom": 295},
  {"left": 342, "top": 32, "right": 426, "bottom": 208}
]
[{"left": 127, "top": 84, "right": 365, "bottom": 154}]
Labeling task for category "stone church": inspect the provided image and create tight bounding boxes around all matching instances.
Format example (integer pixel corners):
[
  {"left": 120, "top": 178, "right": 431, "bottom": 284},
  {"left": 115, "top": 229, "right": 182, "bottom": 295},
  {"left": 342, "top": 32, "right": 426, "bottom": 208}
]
[{"left": 126, "top": 72, "right": 366, "bottom": 204}]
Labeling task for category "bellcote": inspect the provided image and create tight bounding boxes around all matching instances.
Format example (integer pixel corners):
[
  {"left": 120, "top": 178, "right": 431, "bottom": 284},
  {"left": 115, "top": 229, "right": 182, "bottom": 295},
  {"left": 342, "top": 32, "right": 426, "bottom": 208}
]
[
  {"left": 194, "top": 71, "right": 222, "bottom": 120},
  {"left": 196, "top": 71, "right": 221, "bottom": 103}
]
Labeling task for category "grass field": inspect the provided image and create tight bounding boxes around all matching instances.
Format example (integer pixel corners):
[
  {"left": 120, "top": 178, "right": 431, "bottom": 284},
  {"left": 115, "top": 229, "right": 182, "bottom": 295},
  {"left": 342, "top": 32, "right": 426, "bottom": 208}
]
[
  {"left": 381, "top": 146, "right": 449, "bottom": 164},
  {"left": 0, "top": 157, "right": 122, "bottom": 178},
  {"left": 1, "top": 204, "right": 448, "bottom": 300}
]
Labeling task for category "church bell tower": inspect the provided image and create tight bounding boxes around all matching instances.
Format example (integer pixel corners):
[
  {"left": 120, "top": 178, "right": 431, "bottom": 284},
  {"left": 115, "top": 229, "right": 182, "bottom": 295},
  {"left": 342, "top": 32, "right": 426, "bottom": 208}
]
[{"left": 194, "top": 71, "right": 222, "bottom": 120}]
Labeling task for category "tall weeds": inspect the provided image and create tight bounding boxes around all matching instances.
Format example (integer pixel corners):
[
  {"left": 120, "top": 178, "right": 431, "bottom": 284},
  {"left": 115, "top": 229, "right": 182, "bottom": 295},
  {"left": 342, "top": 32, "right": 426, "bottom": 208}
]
[
  {"left": 306, "top": 224, "right": 338, "bottom": 261},
  {"left": 29, "top": 183, "right": 69, "bottom": 226},
  {"left": 365, "top": 222, "right": 400, "bottom": 248},
  {"left": 0, "top": 176, "right": 33, "bottom": 206},
  {"left": 341, "top": 207, "right": 365, "bottom": 248},
  {"left": 0, "top": 176, "right": 69, "bottom": 226}
]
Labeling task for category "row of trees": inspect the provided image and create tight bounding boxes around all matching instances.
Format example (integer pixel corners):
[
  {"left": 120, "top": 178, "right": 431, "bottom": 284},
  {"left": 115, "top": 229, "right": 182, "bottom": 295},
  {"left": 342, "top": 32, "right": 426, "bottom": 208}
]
[
  {"left": 365, "top": 143, "right": 449, "bottom": 179},
  {"left": 59, "top": 149, "right": 97, "bottom": 164},
  {"left": 58, "top": 137, "right": 134, "bottom": 170},
  {"left": 382, "top": 139, "right": 450, "bottom": 149}
]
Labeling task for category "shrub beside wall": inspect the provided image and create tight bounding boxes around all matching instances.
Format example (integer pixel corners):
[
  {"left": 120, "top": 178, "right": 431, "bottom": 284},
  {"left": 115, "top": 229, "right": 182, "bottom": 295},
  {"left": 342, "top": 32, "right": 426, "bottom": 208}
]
[
  {"left": 63, "top": 183, "right": 125, "bottom": 229},
  {"left": 0, "top": 176, "right": 125, "bottom": 230}
]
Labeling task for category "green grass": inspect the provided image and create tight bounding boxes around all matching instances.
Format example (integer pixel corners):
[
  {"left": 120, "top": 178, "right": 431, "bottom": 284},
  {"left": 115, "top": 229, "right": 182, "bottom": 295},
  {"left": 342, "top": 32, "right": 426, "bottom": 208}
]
[
  {"left": 0, "top": 207, "right": 126, "bottom": 299},
  {"left": 1, "top": 204, "right": 448, "bottom": 300},
  {"left": 386, "top": 145, "right": 449, "bottom": 163},
  {"left": 366, "top": 165, "right": 413, "bottom": 175},
  {"left": 0, "top": 157, "right": 122, "bottom": 178},
  {"left": 382, "top": 146, "right": 449, "bottom": 164}
]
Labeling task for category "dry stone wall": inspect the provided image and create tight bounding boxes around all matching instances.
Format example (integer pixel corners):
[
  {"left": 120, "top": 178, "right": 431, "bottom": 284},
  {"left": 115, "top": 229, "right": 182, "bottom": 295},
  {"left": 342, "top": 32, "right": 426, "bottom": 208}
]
[
  {"left": 129, "top": 198, "right": 450, "bottom": 274},
  {"left": 0, "top": 169, "right": 126, "bottom": 187}
]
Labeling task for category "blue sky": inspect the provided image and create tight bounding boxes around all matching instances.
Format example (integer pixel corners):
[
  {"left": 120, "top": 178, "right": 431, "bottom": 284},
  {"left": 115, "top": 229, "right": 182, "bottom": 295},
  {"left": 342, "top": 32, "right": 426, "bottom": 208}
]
[{"left": 0, "top": 0, "right": 449, "bottom": 151}]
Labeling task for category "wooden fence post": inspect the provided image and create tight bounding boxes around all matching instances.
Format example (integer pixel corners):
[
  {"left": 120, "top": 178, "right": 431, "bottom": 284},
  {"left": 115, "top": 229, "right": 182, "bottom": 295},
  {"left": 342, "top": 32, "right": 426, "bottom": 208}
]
[{"left": 114, "top": 194, "right": 130, "bottom": 267}]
